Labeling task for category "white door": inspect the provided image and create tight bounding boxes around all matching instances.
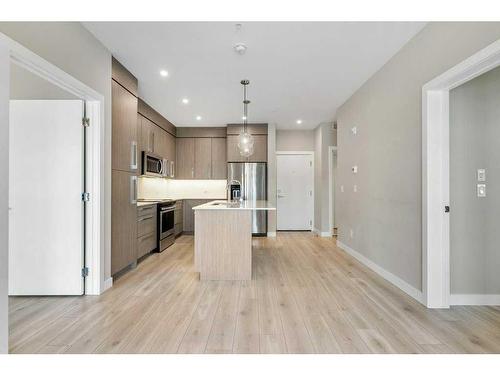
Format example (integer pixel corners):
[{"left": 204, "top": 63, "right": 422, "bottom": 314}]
[
  {"left": 277, "top": 153, "right": 314, "bottom": 230},
  {"left": 9, "top": 100, "right": 84, "bottom": 295}
]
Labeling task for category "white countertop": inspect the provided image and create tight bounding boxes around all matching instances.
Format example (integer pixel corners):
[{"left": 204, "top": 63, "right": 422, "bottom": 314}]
[{"left": 192, "top": 200, "right": 276, "bottom": 211}]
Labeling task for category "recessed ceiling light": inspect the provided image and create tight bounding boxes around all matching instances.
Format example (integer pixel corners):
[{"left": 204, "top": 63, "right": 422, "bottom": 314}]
[
  {"left": 160, "top": 70, "right": 169, "bottom": 77},
  {"left": 196, "top": 115, "right": 202, "bottom": 121},
  {"left": 242, "top": 116, "right": 247, "bottom": 120},
  {"left": 296, "top": 119, "right": 303, "bottom": 125},
  {"left": 182, "top": 98, "right": 189, "bottom": 104}
]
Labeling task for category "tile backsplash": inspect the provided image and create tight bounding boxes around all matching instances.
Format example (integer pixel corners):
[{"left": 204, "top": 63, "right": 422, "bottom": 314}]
[{"left": 138, "top": 177, "right": 227, "bottom": 200}]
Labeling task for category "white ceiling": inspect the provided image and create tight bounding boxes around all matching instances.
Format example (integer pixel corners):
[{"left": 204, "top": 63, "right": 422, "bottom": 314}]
[{"left": 83, "top": 22, "right": 425, "bottom": 129}]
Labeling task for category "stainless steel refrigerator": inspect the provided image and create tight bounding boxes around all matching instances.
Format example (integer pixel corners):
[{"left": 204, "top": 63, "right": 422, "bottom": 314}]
[{"left": 227, "top": 162, "right": 267, "bottom": 235}]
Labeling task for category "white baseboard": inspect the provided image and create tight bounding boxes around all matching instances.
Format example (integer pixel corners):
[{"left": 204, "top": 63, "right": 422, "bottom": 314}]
[
  {"left": 102, "top": 277, "right": 113, "bottom": 293},
  {"left": 313, "top": 228, "right": 331, "bottom": 237},
  {"left": 267, "top": 232, "right": 276, "bottom": 237},
  {"left": 337, "top": 241, "right": 424, "bottom": 304},
  {"left": 450, "top": 294, "right": 500, "bottom": 306}
]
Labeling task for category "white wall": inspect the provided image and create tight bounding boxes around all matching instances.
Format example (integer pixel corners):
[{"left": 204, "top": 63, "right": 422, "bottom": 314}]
[
  {"left": 0, "top": 36, "right": 9, "bottom": 354},
  {"left": 0, "top": 22, "right": 113, "bottom": 284},
  {"left": 336, "top": 22, "right": 500, "bottom": 291}
]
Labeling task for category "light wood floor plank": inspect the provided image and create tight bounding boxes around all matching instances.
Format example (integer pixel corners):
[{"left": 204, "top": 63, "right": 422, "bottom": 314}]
[{"left": 8, "top": 233, "right": 500, "bottom": 354}]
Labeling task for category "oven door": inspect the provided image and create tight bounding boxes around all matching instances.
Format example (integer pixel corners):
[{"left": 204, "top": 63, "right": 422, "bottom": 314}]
[{"left": 159, "top": 207, "right": 175, "bottom": 251}]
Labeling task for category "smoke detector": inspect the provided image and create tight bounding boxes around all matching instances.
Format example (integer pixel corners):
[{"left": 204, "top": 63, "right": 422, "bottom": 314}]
[{"left": 234, "top": 43, "right": 247, "bottom": 55}]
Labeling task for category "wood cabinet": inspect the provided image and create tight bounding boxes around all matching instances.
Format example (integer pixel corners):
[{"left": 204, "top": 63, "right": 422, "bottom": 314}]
[
  {"left": 137, "top": 204, "right": 157, "bottom": 259},
  {"left": 111, "top": 170, "right": 138, "bottom": 275},
  {"left": 211, "top": 138, "right": 227, "bottom": 179},
  {"left": 194, "top": 138, "right": 212, "bottom": 179},
  {"left": 174, "top": 200, "right": 183, "bottom": 237},
  {"left": 176, "top": 138, "right": 195, "bottom": 179},
  {"left": 112, "top": 80, "right": 138, "bottom": 172},
  {"left": 227, "top": 134, "right": 267, "bottom": 162},
  {"left": 183, "top": 199, "right": 212, "bottom": 233},
  {"left": 176, "top": 137, "right": 227, "bottom": 179}
]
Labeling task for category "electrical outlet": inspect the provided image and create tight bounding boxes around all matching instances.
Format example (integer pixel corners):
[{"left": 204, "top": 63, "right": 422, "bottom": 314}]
[
  {"left": 353, "top": 184, "right": 357, "bottom": 192},
  {"left": 350, "top": 229, "right": 354, "bottom": 239},
  {"left": 340, "top": 185, "right": 344, "bottom": 193},
  {"left": 352, "top": 165, "right": 358, "bottom": 174},
  {"left": 351, "top": 126, "right": 357, "bottom": 135}
]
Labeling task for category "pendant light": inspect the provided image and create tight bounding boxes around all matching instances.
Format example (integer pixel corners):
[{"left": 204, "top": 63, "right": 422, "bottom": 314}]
[{"left": 237, "top": 79, "right": 254, "bottom": 157}]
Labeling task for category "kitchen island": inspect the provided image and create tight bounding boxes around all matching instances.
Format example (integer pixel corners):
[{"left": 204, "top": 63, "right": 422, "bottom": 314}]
[{"left": 192, "top": 200, "right": 276, "bottom": 280}]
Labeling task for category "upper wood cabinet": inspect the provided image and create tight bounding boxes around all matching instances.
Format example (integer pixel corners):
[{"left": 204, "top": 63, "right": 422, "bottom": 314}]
[
  {"left": 112, "top": 80, "right": 139, "bottom": 172},
  {"left": 176, "top": 137, "right": 227, "bottom": 179},
  {"left": 227, "top": 134, "right": 267, "bottom": 162},
  {"left": 211, "top": 138, "right": 227, "bottom": 179},
  {"left": 139, "top": 114, "right": 176, "bottom": 170},
  {"left": 112, "top": 57, "right": 138, "bottom": 97},
  {"left": 194, "top": 138, "right": 212, "bottom": 179},
  {"left": 176, "top": 138, "right": 195, "bottom": 179}
]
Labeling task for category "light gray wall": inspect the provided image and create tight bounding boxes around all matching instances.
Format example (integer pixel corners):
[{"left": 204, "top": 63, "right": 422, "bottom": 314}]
[
  {"left": 276, "top": 129, "right": 315, "bottom": 151},
  {"left": 336, "top": 22, "right": 500, "bottom": 291},
  {"left": 0, "top": 23, "right": 113, "bottom": 284},
  {"left": 0, "top": 37, "right": 9, "bottom": 354},
  {"left": 450, "top": 65, "right": 500, "bottom": 295}
]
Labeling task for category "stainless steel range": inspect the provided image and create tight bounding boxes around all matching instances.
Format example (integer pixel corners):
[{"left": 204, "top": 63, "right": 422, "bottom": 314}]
[{"left": 158, "top": 200, "right": 176, "bottom": 252}]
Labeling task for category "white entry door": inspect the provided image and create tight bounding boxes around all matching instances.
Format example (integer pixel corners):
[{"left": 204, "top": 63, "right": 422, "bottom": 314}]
[
  {"left": 9, "top": 100, "right": 84, "bottom": 295},
  {"left": 277, "top": 153, "right": 314, "bottom": 230}
]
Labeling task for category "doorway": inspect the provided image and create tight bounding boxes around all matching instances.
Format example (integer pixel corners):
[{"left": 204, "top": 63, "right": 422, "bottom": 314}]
[
  {"left": 276, "top": 152, "right": 314, "bottom": 231},
  {"left": 422, "top": 38, "right": 500, "bottom": 308}
]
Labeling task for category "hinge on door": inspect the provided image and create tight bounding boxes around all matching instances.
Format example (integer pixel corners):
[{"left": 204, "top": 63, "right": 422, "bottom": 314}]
[
  {"left": 445, "top": 205, "right": 450, "bottom": 213},
  {"left": 82, "top": 117, "right": 90, "bottom": 127},
  {"left": 309, "top": 190, "right": 312, "bottom": 196},
  {"left": 82, "top": 192, "right": 90, "bottom": 202},
  {"left": 309, "top": 220, "right": 312, "bottom": 226},
  {"left": 82, "top": 267, "right": 89, "bottom": 277},
  {"left": 310, "top": 161, "right": 312, "bottom": 167}
]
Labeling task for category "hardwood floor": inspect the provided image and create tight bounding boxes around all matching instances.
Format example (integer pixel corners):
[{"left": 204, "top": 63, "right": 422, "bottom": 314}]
[{"left": 8, "top": 232, "right": 500, "bottom": 354}]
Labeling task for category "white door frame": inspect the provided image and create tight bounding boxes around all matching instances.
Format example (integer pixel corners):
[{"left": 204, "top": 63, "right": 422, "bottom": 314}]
[
  {"left": 275, "top": 151, "right": 315, "bottom": 231},
  {"left": 0, "top": 33, "right": 107, "bottom": 297},
  {"left": 328, "top": 146, "right": 338, "bottom": 236},
  {"left": 422, "top": 38, "right": 500, "bottom": 308}
]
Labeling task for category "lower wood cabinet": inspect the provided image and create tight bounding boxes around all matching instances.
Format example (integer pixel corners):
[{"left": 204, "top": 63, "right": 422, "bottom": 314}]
[
  {"left": 112, "top": 170, "right": 138, "bottom": 275},
  {"left": 174, "top": 200, "right": 183, "bottom": 237},
  {"left": 137, "top": 204, "right": 158, "bottom": 259},
  {"left": 183, "top": 199, "right": 212, "bottom": 233}
]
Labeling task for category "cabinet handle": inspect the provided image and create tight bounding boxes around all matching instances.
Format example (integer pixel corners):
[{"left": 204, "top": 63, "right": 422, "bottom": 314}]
[
  {"left": 139, "top": 232, "right": 155, "bottom": 241},
  {"left": 130, "top": 175, "right": 138, "bottom": 204},
  {"left": 130, "top": 141, "right": 138, "bottom": 170},
  {"left": 138, "top": 215, "right": 154, "bottom": 222},
  {"left": 191, "top": 167, "right": 194, "bottom": 178},
  {"left": 170, "top": 161, "right": 175, "bottom": 178},
  {"left": 151, "top": 132, "right": 155, "bottom": 153}
]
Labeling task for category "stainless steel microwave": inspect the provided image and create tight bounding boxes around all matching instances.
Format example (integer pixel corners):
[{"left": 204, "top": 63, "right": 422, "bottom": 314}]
[{"left": 141, "top": 151, "right": 175, "bottom": 178}]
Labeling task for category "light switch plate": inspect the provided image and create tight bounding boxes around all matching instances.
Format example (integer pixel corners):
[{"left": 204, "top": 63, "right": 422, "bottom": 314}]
[
  {"left": 351, "top": 126, "right": 357, "bottom": 135},
  {"left": 477, "top": 169, "right": 486, "bottom": 182},
  {"left": 353, "top": 184, "right": 357, "bottom": 192},
  {"left": 340, "top": 185, "right": 344, "bottom": 193},
  {"left": 352, "top": 166, "right": 358, "bottom": 174},
  {"left": 477, "top": 184, "right": 486, "bottom": 197}
]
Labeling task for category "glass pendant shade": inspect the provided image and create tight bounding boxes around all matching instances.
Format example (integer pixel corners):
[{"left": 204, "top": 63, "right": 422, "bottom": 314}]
[
  {"left": 237, "top": 130, "right": 254, "bottom": 157},
  {"left": 238, "top": 79, "right": 254, "bottom": 157}
]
